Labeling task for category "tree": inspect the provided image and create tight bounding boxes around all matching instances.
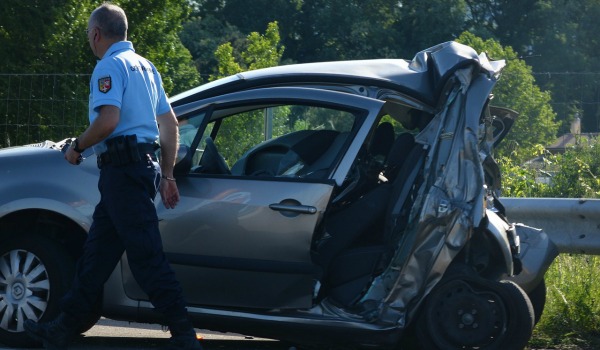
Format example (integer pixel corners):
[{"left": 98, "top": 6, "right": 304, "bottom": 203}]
[
  {"left": 210, "top": 21, "right": 286, "bottom": 162},
  {"left": 191, "top": 0, "right": 302, "bottom": 62},
  {"left": 395, "top": 0, "right": 468, "bottom": 55},
  {"left": 180, "top": 14, "right": 246, "bottom": 83},
  {"left": 0, "top": 0, "right": 199, "bottom": 147},
  {"left": 464, "top": 0, "right": 600, "bottom": 134},
  {"left": 211, "top": 21, "right": 284, "bottom": 80},
  {"left": 125, "top": 0, "right": 200, "bottom": 94},
  {"left": 41, "top": 0, "right": 199, "bottom": 94},
  {"left": 0, "top": 0, "right": 69, "bottom": 73},
  {"left": 288, "top": 0, "right": 404, "bottom": 61},
  {"left": 189, "top": 0, "right": 468, "bottom": 64},
  {"left": 464, "top": 0, "right": 541, "bottom": 49},
  {"left": 457, "top": 32, "right": 559, "bottom": 160},
  {"left": 188, "top": 0, "right": 600, "bottom": 136}
]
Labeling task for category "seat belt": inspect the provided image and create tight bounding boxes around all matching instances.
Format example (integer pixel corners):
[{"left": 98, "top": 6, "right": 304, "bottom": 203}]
[{"left": 387, "top": 145, "right": 426, "bottom": 229}]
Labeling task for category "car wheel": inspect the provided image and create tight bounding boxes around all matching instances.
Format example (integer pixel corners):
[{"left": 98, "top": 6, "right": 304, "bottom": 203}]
[
  {"left": 0, "top": 234, "right": 75, "bottom": 348},
  {"left": 528, "top": 278, "right": 546, "bottom": 325},
  {"left": 416, "top": 278, "right": 534, "bottom": 350}
]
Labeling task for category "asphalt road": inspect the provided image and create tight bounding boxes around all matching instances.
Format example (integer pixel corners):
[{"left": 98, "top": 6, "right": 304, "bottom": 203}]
[
  {"left": 4, "top": 318, "right": 295, "bottom": 350},
  {"left": 0, "top": 318, "right": 568, "bottom": 350}
]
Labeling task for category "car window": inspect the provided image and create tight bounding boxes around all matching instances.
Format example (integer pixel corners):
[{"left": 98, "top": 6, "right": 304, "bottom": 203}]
[
  {"left": 175, "top": 112, "right": 207, "bottom": 167},
  {"left": 188, "top": 104, "right": 358, "bottom": 179}
]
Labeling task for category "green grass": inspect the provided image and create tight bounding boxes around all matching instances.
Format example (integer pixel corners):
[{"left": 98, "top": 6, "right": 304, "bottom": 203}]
[{"left": 528, "top": 254, "right": 600, "bottom": 349}]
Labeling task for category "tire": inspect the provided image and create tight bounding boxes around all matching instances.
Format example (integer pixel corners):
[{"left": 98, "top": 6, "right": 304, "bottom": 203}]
[
  {"left": 0, "top": 234, "right": 75, "bottom": 348},
  {"left": 416, "top": 277, "right": 534, "bottom": 350},
  {"left": 496, "top": 280, "right": 535, "bottom": 347},
  {"left": 527, "top": 279, "right": 546, "bottom": 325}
]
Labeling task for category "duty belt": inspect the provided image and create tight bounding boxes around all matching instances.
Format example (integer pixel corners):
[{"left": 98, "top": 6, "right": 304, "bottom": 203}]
[{"left": 97, "top": 142, "right": 158, "bottom": 168}]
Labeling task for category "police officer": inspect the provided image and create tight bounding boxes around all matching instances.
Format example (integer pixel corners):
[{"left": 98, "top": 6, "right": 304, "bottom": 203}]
[{"left": 24, "top": 3, "right": 201, "bottom": 349}]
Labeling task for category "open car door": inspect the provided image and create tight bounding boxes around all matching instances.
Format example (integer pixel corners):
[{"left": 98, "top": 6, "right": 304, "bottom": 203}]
[{"left": 121, "top": 87, "right": 385, "bottom": 309}]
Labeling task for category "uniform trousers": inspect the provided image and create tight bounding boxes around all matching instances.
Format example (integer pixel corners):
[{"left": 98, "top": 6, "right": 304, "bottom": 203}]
[{"left": 60, "top": 153, "right": 187, "bottom": 322}]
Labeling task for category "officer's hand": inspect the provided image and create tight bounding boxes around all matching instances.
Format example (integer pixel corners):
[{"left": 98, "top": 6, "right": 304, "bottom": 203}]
[
  {"left": 65, "top": 146, "right": 83, "bottom": 165},
  {"left": 160, "top": 179, "right": 180, "bottom": 209}
]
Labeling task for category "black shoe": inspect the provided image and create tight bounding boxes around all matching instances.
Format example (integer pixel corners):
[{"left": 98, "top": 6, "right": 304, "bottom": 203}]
[
  {"left": 162, "top": 317, "right": 203, "bottom": 350},
  {"left": 24, "top": 314, "right": 77, "bottom": 349}
]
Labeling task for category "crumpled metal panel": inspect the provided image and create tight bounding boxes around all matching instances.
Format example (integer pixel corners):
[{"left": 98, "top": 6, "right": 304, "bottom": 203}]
[{"left": 359, "top": 48, "right": 506, "bottom": 327}]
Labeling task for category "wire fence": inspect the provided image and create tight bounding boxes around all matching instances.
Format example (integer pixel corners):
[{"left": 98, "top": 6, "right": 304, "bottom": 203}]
[
  {"left": 2, "top": 72, "right": 600, "bottom": 148},
  {"left": 0, "top": 74, "right": 90, "bottom": 148}
]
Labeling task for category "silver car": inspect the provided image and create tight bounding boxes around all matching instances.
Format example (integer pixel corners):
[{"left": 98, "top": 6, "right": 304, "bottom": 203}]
[{"left": 0, "top": 41, "right": 557, "bottom": 349}]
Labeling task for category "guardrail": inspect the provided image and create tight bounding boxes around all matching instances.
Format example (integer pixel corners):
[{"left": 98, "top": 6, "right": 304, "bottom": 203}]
[{"left": 501, "top": 198, "right": 600, "bottom": 255}]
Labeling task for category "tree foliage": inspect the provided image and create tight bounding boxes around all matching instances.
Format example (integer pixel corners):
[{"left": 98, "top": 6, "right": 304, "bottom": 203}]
[
  {"left": 396, "top": 0, "right": 467, "bottom": 53},
  {"left": 209, "top": 21, "right": 286, "bottom": 161},
  {"left": 179, "top": 14, "right": 246, "bottom": 81},
  {"left": 0, "top": 0, "right": 69, "bottom": 73},
  {"left": 464, "top": 0, "right": 600, "bottom": 134},
  {"left": 211, "top": 21, "right": 284, "bottom": 80},
  {"left": 499, "top": 139, "right": 600, "bottom": 199},
  {"left": 457, "top": 32, "right": 559, "bottom": 159},
  {"left": 184, "top": 0, "right": 600, "bottom": 140},
  {"left": 0, "top": 0, "right": 199, "bottom": 147},
  {"left": 6, "top": 0, "right": 600, "bottom": 152},
  {"left": 1, "top": 0, "right": 199, "bottom": 94}
]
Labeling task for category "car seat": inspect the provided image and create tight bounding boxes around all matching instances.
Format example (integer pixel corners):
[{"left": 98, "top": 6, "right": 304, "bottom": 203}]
[
  {"left": 335, "top": 122, "right": 396, "bottom": 203},
  {"left": 315, "top": 140, "right": 426, "bottom": 307},
  {"left": 365, "top": 122, "right": 395, "bottom": 178},
  {"left": 384, "top": 132, "right": 416, "bottom": 181}
]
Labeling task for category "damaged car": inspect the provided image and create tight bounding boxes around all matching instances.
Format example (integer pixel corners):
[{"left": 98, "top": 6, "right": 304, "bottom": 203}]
[{"left": 0, "top": 41, "right": 558, "bottom": 349}]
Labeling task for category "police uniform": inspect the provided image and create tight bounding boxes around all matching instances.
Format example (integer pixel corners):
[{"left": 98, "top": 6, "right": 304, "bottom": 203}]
[
  {"left": 60, "top": 41, "right": 189, "bottom": 325},
  {"left": 90, "top": 41, "right": 168, "bottom": 152}
]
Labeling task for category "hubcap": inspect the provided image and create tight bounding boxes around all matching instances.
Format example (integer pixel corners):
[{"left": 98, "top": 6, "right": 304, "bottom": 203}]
[{"left": 0, "top": 250, "right": 50, "bottom": 332}]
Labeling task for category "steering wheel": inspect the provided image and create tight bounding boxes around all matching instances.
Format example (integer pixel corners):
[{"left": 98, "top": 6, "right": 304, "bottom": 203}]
[{"left": 200, "top": 137, "right": 231, "bottom": 175}]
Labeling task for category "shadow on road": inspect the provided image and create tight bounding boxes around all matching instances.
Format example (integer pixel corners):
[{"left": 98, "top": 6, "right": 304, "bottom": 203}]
[{"left": 65, "top": 337, "right": 291, "bottom": 349}]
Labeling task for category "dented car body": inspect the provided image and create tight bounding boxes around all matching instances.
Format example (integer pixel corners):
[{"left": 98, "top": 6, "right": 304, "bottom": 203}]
[{"left": 0, "top": 41, "right": 557, "bottom": 349}]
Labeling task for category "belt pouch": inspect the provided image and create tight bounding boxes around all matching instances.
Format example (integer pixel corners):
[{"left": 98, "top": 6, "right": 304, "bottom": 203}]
[
  {"left": 105, "top": 135, "right": 144, "bottom": 166},
  {"left": 126, "top": 135, "right": 141, "bottom": 163},
  {"left": 106, "top": 136, "right": 124, "bottom": 166}
]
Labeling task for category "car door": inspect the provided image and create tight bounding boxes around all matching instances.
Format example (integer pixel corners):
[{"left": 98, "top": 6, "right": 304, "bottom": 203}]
[{"left": 121, "top": 87, "right": 385, "bottom": 309}]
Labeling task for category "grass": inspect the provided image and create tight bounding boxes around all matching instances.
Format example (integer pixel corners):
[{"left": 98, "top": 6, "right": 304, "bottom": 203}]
[{"left": 528, "top": 254, "right": 600, "bottom": 349}]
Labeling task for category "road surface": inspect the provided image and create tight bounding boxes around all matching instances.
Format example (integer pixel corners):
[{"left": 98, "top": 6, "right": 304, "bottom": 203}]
[
  {"left": 0, "top": 318, "right": 573, "bottom": 350},
  {"left": 6, "top": 318, "right": 294, "bottom": 350}
]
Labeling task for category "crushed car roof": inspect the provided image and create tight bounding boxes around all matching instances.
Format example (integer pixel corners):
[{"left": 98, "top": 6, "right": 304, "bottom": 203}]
[{"left": 170, "top": 41, "right": 504, "bottom": 108}]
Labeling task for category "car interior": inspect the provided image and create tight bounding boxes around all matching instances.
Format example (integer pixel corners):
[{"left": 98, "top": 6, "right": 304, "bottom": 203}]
[
  {"left": 179, "top": 103, "right": 358, "bottom": 179},
  {"left": 312, "top": 112, "right": 432, "bottom": 307},
  {"left": 173, "top": 98, "right": 434, "bottom": 307}
]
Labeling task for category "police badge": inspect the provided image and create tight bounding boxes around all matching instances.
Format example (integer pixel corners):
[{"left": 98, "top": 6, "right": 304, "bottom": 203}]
[{"left": 98, "top": 76, "right": 112, "bottom": 93}]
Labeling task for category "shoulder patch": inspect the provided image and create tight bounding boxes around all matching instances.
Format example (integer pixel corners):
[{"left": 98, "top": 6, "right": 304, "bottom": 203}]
[{"left": 98, "top": 76, "right": 112, "bottom": 93}]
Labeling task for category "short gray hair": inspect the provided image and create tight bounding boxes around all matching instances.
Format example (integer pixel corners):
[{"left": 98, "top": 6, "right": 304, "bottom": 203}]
[{"left": 91, "top": 3, "right": 128, "bottom": 40}]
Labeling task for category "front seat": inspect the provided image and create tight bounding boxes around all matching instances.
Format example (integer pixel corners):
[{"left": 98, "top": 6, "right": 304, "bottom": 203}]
[{"left": 367, "top": 122, "right": 395, "bottom": 172}]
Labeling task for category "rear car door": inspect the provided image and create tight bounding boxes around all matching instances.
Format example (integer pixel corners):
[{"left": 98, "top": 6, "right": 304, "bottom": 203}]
[{"left": 121, "top": 87, "right": 384, "bottom": 309}]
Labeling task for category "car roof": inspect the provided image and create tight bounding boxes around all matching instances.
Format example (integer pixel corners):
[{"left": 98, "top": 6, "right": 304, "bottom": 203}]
[{"left": 170, "top": 41, "right": 504, "bottom": 108}]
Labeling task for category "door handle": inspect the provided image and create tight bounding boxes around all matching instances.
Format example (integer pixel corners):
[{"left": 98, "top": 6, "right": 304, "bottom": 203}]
[{"left": 269, "top": 203, "right": 317, "bottom": 215}]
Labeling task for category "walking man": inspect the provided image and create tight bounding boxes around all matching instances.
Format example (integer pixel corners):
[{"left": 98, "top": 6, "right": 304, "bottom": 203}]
[{"left": 24, "top": 3, "right": 201, "bottom": 349}]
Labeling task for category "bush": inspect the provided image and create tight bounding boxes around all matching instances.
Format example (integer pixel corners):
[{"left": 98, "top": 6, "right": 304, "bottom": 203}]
[
  {"left": 500, "top": 140, "right": 600, "bottom": 348},
  {"left": 531, "top": 255, "right": 600, "bottom": 349}
]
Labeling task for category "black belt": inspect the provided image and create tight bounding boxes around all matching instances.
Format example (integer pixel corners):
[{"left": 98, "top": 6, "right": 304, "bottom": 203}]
[
  {"left": 97, "top": 142, "right": 157, "bottom": 168},
  {"left": 137, "top": 142, "right": 158, "bottom": 154}
]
